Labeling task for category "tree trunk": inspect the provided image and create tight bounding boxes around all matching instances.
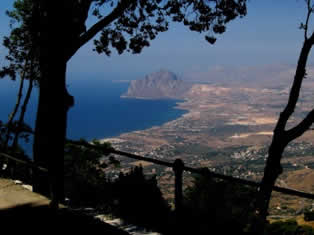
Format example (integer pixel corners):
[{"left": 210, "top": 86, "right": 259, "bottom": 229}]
[
  {"left": 33, "top": 61, "right": 68, "bottom": 203},
  {"left": 12, "top": 78, "right": 34, "bottom": 148},
  {"left": 32, "top": 0, "right": 73, "bottom": 203},
  {"left": 3, "top": 74, "right": 25, "bottom": 147},
  {"left": 251, "top": 137, "right": 287, "bottom": 234}
]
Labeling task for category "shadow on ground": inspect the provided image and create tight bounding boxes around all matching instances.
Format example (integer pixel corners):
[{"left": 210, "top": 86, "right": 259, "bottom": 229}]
[{"left": 0, "top": 203, "right": 130, "bottom": 234}]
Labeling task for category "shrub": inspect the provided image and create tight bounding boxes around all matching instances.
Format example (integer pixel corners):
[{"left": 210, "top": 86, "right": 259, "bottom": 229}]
[
  {"left": 304, "top": 210, "right": 314, "bottom": 222},
  {"left": 112, "top": 166, "right": 170, "bottom": 230},
  {"left": 64, "top": 140, "right": 115, "bottom": 209},
  {"left": 266, "top": 219, "right": 314, "bottom": 235},
  {"left": 182, "top": 168, "right": 257, "bottom": 234}
]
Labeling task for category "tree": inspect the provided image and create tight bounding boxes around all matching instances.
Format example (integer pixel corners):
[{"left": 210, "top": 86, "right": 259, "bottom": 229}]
[
  {"left": 0, "top": 0, "right": 38, "bottom": 151},
  {"left": 252, "top": 1, "right": 314, "bottom": 233},
  {"left": 183, "top": 169, "right": 256, "bottom": 234},
  {"left": 0, "top": 0, "right": 38, "bottom": 178},
  {"left": 4, "top": 0, "right": 247, "bottom": 203}
]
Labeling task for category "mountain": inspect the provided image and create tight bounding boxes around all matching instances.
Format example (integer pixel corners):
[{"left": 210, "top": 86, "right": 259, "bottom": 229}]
[
  {"left": 182, "top": 64, "right": 314, "bottom": 89},
  {"left": 122, "top": 70, "right": 191, "bottom": 99}
]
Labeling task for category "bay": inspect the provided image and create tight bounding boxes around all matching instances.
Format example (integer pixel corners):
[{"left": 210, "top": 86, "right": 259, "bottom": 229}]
[{"left": 0, "top": 79, "right": 186, "bottom": 156}]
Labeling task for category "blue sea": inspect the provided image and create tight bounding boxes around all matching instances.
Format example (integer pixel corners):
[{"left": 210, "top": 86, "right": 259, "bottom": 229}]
[{"left": 0, "top": 79, "right": 186, "bottom": 156}]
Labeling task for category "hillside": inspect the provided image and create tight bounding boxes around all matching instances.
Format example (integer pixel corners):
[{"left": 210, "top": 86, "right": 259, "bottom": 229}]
[
  {"left": 182, "top": 64, "right": 314, "bottom": 89},
  {"left": 105, "top": 71, "right": 314, "bottom": 215},
  {"left": 270, "top": 169, "right": 314, "bottom": 215}
]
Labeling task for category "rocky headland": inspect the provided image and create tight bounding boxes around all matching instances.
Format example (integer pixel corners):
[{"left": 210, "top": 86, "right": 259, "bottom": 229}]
[{"left": 121, "top": 69, "right": 192, "bottom": 99}]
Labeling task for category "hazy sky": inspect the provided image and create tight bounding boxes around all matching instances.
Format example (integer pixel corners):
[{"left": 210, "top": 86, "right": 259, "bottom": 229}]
[{"left": 0, "top": 1, "right": 313, "bottom": 82}]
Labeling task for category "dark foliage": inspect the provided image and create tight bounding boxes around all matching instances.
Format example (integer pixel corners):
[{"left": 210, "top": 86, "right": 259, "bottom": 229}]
[
  {"left": 112, "top": 166, "right": 170, "bottom": 230},
  {"left": 64, "top": 140, "right": 115, "bottom": 208},
  {"left": 0, "top": 0, "right": 39, "bottom": 82},
  {"left": 93, "top": 0, "right": 247, "bottom": 56},
  {"left": 182, "top": 168, "right": 257, "bottom": 234},
  {"left": 0, "top": 0, "right": 36, "bottom": 156},
  {"left": 0, "top": 147, "right": 32, "bottom": 183},
  {"left": 0, "top": 121, "right": 32, "bottom": 145},
  {"left": 266, "top": 219, "right": 314, "bottom": 235},
  {"left": 304, "top": 210, "right": 314, "bottom": 222},
  {"left": 0, "top": 121, "right": 5, "bottom": 147},
  {"left": 64, "top": 143, "right": 170, "bottom": 231}
]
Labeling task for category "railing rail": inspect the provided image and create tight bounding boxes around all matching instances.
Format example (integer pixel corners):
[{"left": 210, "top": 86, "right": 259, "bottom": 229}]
[
  {"left": 109, "top": 149, "right": 314, "bottom": 201},
  {"left": 66, "top": 140, "right": 314, "bottom": 201},
  {"left": 0, "top": 152, "right": 48, "bottom": 172},
  {"left": 1, "top": 146, "right": 314, "bottom": 212}
]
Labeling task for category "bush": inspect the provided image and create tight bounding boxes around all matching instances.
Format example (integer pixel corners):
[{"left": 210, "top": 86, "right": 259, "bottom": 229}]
[
  {"left": 112, "top": 166, "right": 170, "bottom": 230},
  {"left": 182, "top": 168, "right": 257, "bottom": 234},
  {"left": 266, "top": 219, "right": 314, "bottom": 235},
  {"left": 0, "top": 146, "right": 32, "bottom": 183},
  {"left": 64, "top": 140, "right": 115, "bottom": 209},
  {"left": 64, "top": 142, "right": 170, "bottom": 232},
  {"left": 267, "top": 220, "right": 299, "bottom": 235},
  {"left": 304, "top": 210, "right": 314, "bottom": 222}
]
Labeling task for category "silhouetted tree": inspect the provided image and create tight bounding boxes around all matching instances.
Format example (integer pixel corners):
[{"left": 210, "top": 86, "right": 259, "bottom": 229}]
[
  {"left": 4, "top": 0, "right": 247, "bottom": 203},
  {"left": 252, "top": 1, "right": 314, "bottom": 233},
  {"left": 0, "top": 0, "right": 38, "bottom": 178},
  {"left": 0, "top": 0, "right": 38, "bottom": 151}
]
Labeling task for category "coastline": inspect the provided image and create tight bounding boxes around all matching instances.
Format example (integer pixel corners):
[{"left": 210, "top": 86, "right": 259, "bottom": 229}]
[
  {"left": 120, "top": 95, "right": 158, "bottom": 100},
  {"left": 99, "top": 97, "right": 191, "bottom": 143},
  {"left": 120, "top": 95, "right": 186, "bottom": 101}
]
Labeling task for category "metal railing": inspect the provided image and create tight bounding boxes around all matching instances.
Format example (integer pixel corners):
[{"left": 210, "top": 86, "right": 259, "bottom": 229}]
[
  {"left": 66, "top": 140, "right": 314, "bottom": 210},
  {"left": 108, "top": 148, "right": 314, "bottom": 211},
  {"left": 0, "top": 152, "right": 48, "bottom": 173},
  {"left": 1, "top": 145, "right": 314, "bottom": 212}
]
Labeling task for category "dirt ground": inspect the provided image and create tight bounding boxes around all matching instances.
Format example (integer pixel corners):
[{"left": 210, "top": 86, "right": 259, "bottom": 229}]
[{"left": 0, "top": 178, "right": 51, "bottom": 209}]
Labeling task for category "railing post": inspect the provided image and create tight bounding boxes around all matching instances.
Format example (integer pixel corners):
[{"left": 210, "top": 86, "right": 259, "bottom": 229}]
[{"left": 173, "top": 158, "right": 184, "bottom": 213}]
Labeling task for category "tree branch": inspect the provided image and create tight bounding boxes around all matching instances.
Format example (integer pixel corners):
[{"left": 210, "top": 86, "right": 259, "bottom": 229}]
[
  {"left": 286, "top": 108, "right": 314, "bottom": 142},
  {"left": 65, "top": 0, "right": 131, "bottom": 61},
  {"left": 304, "top": 0, "right": 312, "bottom": 40},
  {"left": 12, "top": 76, "right": 34, "bottom": 148},
  {"left": 276, "top": 36, "right": 314, "bottom": 132},
  {"left": 276, "top": 1, "right": 314, "bottom": 132}
]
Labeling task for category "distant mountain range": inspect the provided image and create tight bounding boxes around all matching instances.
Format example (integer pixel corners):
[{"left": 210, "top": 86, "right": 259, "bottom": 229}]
[
  {"left": 122, "top": 69, "right": 191, "bottom": 99},
  {"left": 122, "top": 65, "right": 314, "bottom": 99},
  {"left": 182, "top": 64, "right": 314, "bottom": 88}
]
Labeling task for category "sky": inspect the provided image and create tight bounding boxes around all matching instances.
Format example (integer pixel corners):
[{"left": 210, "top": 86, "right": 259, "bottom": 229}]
[{"left": 0, "top": 0, "right": 313, "bottom": 83}]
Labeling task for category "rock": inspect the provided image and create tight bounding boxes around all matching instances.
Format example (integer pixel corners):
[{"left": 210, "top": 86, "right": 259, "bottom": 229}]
[
  {"left": 21, "top": 184, "right": 33, "bottom": 191},
  {"left": 122, "top": 69, "right": 191, "bottom": 99},
  {"left": 14, "top": 180, "right": 23, "bottom": 185}
]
